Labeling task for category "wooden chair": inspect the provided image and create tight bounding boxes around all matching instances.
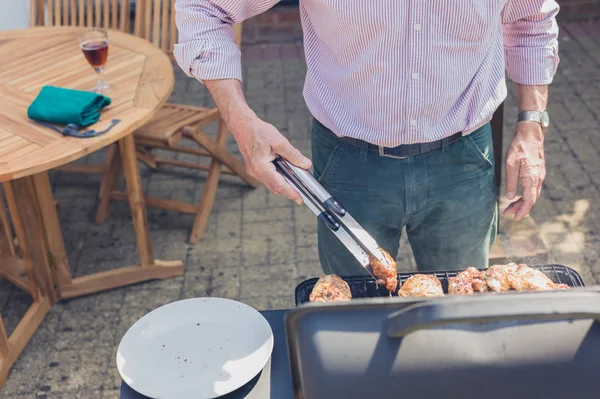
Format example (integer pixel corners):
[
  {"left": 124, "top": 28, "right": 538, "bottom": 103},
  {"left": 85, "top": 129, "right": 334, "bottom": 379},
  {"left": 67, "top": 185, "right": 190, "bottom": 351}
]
[
  {"left": 0, "top": 184, "right": 53, "bottom": 386},
  {"left": 30, "top": 0, "right": 260, "bottom": 244}
]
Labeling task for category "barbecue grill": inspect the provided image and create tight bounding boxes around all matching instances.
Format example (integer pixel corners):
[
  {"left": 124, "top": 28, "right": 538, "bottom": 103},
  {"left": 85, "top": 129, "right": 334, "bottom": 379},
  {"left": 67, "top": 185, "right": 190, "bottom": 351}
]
[{"left": 286, "top": 265, "right": 600, "bottom": 399}]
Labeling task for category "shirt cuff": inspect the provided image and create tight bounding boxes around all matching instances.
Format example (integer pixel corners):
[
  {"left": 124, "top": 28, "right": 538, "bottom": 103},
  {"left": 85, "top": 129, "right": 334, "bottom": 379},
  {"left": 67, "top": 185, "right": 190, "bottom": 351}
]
[
  {"left": 174, "top": 40, "right": 243, "bottom": 83},
  {"left": 505, "top": 46, "right": 559, "bottom": 85}
]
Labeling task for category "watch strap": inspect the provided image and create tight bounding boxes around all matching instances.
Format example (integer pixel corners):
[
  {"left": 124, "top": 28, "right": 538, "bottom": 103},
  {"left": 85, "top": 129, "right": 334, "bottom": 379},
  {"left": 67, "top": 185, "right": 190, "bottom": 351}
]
[{"left": 517, "top": 111, "right": 543, "bottom": 124}]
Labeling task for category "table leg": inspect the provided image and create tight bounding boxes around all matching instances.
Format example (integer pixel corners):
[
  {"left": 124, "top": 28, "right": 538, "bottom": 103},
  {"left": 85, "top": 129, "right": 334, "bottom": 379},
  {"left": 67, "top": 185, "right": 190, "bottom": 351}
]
[
  {"left": 0, "top": 179, "right": 52, "bottom": 388},
  {"left": 96, "top": 144, "right": 123, "bottom": 223},
  {"left": 0, "top": 192, "right": 15, "bottom": 257},
  {"left": 118, "top": 134, "right": 154, "bottom": 267},
  {"left": 4, "top": 178, "right": 57, "bottom": 303},
  {"left": 32, "top": 173, "right": 72, "bottom": 295},
  {"left": 24, "top": 159, "right": 182, "bottom": 300}
]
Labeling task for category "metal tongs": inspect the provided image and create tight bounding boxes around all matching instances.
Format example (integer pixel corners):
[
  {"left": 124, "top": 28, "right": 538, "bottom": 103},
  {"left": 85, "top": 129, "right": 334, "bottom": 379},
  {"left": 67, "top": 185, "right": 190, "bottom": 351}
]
[{"left": 273, "top": 156, "right": 388, "bottom": 278}]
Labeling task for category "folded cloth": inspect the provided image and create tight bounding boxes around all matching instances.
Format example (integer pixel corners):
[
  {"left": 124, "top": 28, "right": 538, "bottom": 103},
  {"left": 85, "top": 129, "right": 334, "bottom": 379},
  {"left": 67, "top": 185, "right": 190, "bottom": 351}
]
[{"left": 27, "top": 85, "right": 111, "bottom": 127}]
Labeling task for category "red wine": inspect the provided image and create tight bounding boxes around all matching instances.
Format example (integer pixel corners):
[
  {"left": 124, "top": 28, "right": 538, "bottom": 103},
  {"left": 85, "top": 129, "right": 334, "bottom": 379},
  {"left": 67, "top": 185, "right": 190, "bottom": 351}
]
[{"left": 81, "top": 39, "right": 109, "bottom": 68}]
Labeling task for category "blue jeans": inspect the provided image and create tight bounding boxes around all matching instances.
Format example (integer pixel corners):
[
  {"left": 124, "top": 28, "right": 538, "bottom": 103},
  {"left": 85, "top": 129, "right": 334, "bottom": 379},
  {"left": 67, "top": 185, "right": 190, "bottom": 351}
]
[{"left": 311, "top": 119, "right": 497, "bottom": 274}]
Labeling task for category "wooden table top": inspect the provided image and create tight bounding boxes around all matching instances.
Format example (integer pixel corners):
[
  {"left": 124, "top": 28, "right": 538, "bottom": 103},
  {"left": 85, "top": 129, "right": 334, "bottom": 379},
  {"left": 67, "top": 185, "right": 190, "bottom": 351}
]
[{"left": 0, "top": 26, "right": 174, "bottom": 182}]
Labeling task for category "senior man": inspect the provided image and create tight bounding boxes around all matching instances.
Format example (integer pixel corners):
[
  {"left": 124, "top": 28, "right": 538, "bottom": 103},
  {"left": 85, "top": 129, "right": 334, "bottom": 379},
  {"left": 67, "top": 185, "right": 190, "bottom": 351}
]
[{"left": 174, "top": 1, "right": 559, "bottom": 274}]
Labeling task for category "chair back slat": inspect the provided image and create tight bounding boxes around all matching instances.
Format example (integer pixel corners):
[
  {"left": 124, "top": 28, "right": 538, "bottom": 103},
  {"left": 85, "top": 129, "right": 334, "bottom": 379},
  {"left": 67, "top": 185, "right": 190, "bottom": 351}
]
[
  {"left": 53, "top": 0, "right": 60, "bottom": 25},
  {"left": 120, "top": 0, "right": 130, "bottom": 32},
  {"left": 233, "top": 22, "right": 242, "bottom": 47},
  {"left": 62, "top": 0, "right": 69, "bottom": 26},
  {"left": 85, "top": 0, "right": 93, "bottom": 27},
  {"left": 111, "top": 0, "right": 118, "bottom": 28},
  {"left": 143, "top": 0, "right": 152, "bottom": 41},
  {"left": 78, "top": 0, "right": 84, "bottom": 26},
  {"left": 160, "top": 0, "right": 169, "bottom": 52},
  {"left": 94, "top": 0, "right": 101, "bottom": 26},
  {"left": 168, "top": 0, "right": 176, "bottom": 51},
  {"left": 152, "top": 0, "right": 161, "bottom": 45},
  {"left": 46, "top": 0, "right": 54, "bottom": 25},
  {"left": 69, "top": 0, "right": 76, "bottom": 25},
  {"left": 103, "top": 0, "right": 110, "bottom": 27}
]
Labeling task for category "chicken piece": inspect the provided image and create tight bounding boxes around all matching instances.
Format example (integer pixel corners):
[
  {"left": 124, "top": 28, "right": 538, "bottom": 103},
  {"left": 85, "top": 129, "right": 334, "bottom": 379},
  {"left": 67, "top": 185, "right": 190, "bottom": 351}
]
[
  {"left": 309, "top": 274, "right": 352, "bottom": 303},
  {"left": 448, "top": 267, "right": 488, "bottom": 295},
  {"left": 483, "top": 263, "right": 519, "bottom": 292},
  {"left": 508, "top": 264, "right": 571, "bottom": 292},
  {"left": 398, "top": 274, "right": 444, "bottom": 298},
  {"left": 472, "top": 275, "right": 489, "bottom": 293},
  {"left": 369, "top": 249, "right": 398, "bottom": 293},
  {"left": 448, "top": 275, "right": 473, "bottom": 295}
]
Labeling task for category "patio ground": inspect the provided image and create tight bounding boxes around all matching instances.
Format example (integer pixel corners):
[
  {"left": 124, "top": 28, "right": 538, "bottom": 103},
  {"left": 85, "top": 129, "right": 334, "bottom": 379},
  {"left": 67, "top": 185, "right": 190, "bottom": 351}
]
[{"left": 2, "top": 19, "right": 600, "bottom": 399}]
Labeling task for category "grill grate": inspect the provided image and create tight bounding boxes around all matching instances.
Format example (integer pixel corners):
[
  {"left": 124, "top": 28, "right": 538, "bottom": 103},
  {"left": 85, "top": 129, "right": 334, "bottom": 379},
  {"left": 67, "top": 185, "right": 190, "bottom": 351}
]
[{"left": 294, "top": 264, "right": 586, "bottom": 306}]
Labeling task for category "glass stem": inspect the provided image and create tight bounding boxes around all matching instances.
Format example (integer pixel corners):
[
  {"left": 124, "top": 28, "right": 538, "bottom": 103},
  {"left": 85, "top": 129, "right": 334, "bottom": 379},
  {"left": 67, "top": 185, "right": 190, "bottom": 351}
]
[{"left": 94, "top": 66, "right": 106, "bottom": 86}]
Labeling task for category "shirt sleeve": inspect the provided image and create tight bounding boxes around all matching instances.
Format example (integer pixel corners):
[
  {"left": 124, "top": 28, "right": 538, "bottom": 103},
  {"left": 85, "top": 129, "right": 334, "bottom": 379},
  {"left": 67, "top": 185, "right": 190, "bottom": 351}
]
[
  {"left": 501, "top": 0, "right": 560, "bottom": 85},
  {"left": 173, "top": 0, "right": 280, "bottom": 83}
]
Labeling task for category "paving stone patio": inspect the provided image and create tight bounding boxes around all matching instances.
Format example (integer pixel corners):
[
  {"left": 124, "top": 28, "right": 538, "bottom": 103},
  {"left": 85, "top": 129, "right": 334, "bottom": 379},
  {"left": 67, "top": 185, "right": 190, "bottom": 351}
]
[{"left": 2, "top": 19, "right": 600, "bottom": 399}]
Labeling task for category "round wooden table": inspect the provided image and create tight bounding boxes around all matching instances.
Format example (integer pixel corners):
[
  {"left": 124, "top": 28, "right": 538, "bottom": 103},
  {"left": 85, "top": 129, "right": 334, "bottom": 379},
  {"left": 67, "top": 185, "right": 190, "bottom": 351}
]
[
  {"left": 0, "top": 27, "right": 183, "bottom": 385},
  {"left": 0, "top": 27, "right": 174, "bottom": 179}
]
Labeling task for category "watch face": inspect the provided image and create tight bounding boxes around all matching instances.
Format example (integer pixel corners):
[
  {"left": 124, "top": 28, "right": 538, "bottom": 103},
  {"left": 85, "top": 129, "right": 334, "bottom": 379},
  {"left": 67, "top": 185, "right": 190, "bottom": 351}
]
[{"left": 541, "top": 110, "right": 550, "bottom": 128}]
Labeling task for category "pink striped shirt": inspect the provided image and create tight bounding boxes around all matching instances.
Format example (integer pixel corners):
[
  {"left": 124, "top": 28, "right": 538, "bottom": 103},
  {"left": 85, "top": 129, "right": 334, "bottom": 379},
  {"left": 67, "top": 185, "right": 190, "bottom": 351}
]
[{"left": 173, "top": 1, "right": 560, "bottom": 147}]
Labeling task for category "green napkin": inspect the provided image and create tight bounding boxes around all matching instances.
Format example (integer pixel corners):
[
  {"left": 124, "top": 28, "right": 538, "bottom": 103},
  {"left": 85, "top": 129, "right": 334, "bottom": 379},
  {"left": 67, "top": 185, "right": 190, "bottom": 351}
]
[{"left": 27, "top": 86, "right": 111, "bottom": 128}]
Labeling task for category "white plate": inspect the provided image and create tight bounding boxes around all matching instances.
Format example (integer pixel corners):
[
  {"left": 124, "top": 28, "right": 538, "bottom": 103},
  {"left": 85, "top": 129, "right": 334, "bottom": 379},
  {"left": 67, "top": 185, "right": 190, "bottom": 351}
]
[{"left": 117, "top": 298, "right": 274, "bottom": 399}]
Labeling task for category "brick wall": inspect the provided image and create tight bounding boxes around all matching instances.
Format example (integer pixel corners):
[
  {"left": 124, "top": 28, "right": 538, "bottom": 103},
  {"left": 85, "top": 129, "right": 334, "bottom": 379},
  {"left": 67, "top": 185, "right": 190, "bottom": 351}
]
[
  {"left": 242, "top": 5, "right": 302, "bottom": 45},
  {"left": 559, "top": 0, "right": 600, "bottom": 20},
  {"left": 242, "top": 2, "right": 600, "bottom": 45}
]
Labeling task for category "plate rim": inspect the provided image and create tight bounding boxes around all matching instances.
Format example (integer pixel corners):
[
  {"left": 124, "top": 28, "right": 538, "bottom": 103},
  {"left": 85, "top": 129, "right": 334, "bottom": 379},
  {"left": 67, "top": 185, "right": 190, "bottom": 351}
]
[{"left": 116, "top": 297, "right": 274, "bottom": 399}]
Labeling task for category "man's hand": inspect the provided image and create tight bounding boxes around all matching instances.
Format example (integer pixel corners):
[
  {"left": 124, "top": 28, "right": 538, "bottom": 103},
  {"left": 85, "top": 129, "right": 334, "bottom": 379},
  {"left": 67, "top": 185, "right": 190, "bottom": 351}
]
[
  {"left": 503, "top": 122, "right": 546, "bottom": 221},
  {"left": 202, "top": 78, "right": 312, "bottom": 204},
  {"left": 231, "top": 114, "right": 311, "bottom": 204}
]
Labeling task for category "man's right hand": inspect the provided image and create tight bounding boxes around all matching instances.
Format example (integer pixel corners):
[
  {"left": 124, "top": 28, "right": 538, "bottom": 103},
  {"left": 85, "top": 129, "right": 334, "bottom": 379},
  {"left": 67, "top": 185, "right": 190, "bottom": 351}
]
[
  {"left": 231, "top": 114, "right": 312, "bottom": 204},
  {"left": 203, "top": 78, "right": 311, "bottom": 204}
]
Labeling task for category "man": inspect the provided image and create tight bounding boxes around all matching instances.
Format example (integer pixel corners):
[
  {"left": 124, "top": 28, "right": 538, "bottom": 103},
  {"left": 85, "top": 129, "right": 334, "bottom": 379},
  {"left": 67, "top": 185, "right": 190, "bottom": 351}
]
[{"left": 174, "top": 1, "right": 559, "bottom": 274}]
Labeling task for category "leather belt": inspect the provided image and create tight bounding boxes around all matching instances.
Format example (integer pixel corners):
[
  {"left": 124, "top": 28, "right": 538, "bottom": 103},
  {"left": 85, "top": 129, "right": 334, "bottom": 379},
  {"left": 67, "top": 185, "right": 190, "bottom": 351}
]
[
  {"left": 315, "top": 119, "right": 464, "bottom": 159},
  {"left": 377, "top": 131, "right": 463, "bottom": 159}
]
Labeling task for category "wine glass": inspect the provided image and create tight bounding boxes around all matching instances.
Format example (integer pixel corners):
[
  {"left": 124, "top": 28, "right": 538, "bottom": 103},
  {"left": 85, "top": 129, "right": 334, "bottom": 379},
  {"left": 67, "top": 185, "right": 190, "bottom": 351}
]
[{"left": 78, "top": 28, "right": 111, "bottom": 93}]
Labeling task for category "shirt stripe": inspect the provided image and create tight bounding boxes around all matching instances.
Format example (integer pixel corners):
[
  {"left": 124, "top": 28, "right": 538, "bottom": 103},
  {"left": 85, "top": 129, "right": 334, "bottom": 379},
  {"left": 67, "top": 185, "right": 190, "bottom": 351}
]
[{"left": 174, "top": 0, "right": 560, "bottom": 147}]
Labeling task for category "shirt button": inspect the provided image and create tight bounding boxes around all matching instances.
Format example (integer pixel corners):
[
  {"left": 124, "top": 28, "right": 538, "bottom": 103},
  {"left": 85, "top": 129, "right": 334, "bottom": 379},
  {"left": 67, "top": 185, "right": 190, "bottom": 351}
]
[
  {"left": 414, "top": 23, "right": 422, "bottom": 31},
  {"left": 412, "top": 73, "right": 419, "bottom": 80},
  {"left": 410, "top": 119, "right": 417, "bottom": 126}
]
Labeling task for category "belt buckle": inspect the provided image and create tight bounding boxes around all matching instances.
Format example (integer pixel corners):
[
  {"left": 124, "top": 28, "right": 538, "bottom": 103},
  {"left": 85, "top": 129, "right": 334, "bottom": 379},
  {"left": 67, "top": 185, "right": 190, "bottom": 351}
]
[{"left": 378, "top": 146, "right": 408, "bottom": 159}]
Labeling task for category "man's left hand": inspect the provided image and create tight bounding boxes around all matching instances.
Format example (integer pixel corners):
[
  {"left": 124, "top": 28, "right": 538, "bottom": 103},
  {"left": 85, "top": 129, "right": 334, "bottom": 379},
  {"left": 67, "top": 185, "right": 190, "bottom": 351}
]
[{"left": 503, "top": 122, "right": 546, "bottom": 221}]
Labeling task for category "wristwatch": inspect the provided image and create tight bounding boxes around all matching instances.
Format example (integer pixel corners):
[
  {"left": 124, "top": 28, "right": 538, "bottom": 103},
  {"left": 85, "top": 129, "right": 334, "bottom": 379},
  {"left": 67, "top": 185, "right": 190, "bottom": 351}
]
[{"left": 517, "top": 110, "right": 550, "bottom": 131}]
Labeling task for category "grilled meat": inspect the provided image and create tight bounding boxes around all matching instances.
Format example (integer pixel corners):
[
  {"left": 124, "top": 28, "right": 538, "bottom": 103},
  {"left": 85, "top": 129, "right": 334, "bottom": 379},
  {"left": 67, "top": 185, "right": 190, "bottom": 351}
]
[
  {"left": 309, "top": 274, "right": 352, "bottom": 303},
  {"left": 482, "top": 263, "right": 570, "bottom": 292},
  {"left": 448, "top": 267, "right": 488, "bottom": 295},
  {"left": 398, "top": 274, "right": 444, "bottom": 298},
  {"left": 369, "top": 249, "right": 398, "bottom": 293},
  {"left": 508, "top": 264, "right": 571, "bottom": 291},
  {"left": 483, "top": 263, "right": 518, "bottom": 292}
]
